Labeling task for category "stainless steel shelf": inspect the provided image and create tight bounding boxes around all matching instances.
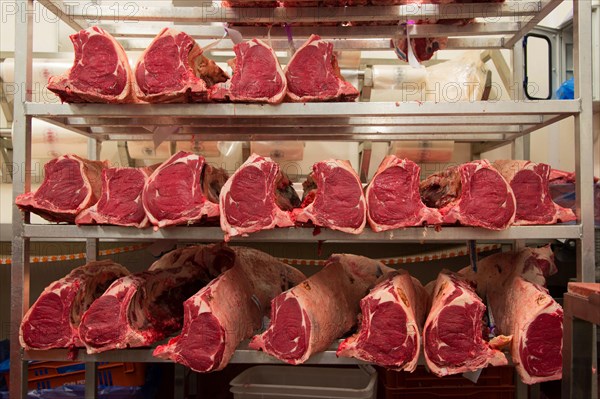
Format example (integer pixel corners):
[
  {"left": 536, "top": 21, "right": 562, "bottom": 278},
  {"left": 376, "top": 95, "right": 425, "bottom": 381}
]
[
  {"left": 22, "top": 224, "right": 582, "bottom": 242},
  {"left": 25, "top": 100, "right": 580, "bottom": 142},
  {"left": 23, "top": 340, "right": 367, "bottom": 365},
  {"left": 37, "top": 0, "right": 562, "bottom": 50}
]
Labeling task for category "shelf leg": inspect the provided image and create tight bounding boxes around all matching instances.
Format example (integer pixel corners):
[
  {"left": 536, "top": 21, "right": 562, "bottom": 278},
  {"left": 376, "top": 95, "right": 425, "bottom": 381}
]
[
  {"left": 515, "top": 377, "right": 528, "bottom": 399},
  {"left": 84, "top": 137, "right": 101, "bottom": 399},
  {"left": 174, "top": 364, "right": 186, "bottom": 398},
  {"left": 564, "top": 0, "right": 597, "bottom": 398},
  {"left": 573, "top": 0, "right": 596, "bottom": 284},
  {"left": 562, "top": 294, "right": 598, "bottom": 399},
  {"left": 86, "top": 239, "right": 98, "bottom": 262},
  {"left": 10, "top": 2, "right": 33, "bottom": 399},
  {"left": 84, "top": 363, "right": 98, "bottom": 399}
]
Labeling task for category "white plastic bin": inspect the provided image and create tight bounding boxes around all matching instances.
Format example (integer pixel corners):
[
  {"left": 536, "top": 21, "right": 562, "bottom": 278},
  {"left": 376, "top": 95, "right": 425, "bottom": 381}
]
[{"left": 230, "top": 366, "right": 377, "bottom": 399}]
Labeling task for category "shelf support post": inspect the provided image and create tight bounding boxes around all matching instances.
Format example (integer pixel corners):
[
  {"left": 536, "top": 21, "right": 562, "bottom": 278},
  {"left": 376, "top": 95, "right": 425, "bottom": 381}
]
[
  {"left": 85, "top": 138, "right": 100, "bottom": 399},
  {"left": 563, "top": 0, "right": 597, "bottom": 398},
  {"left": 10, "top": 2, "right": 33, "bottom": 399}
]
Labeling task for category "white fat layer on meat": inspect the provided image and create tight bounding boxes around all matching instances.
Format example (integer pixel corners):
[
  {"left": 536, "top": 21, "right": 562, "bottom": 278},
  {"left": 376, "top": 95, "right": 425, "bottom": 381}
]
[
  {"left": 103, "top": 275, "right": 138, "bottom": 296},
  {"left": 74, "top": 156, "right": 93, "bottom": 213}
]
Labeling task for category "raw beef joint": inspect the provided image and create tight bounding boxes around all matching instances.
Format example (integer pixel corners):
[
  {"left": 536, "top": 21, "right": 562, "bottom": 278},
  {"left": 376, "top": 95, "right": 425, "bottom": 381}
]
[
  {"left": 337, "top": 270, "right": 428, "bottom": 371},
  {"left": 210, "top": 39, "right": 287, "bottom": 104},
  {"left": 250, "top": 254, "right": 393, "bottom": 365},
  {"left": 220, "top": 153, "right": 300, "bottom": 240},
  {"left": 76, "top": 166, "right": 155, "bottom": 228},
  {"left": 458, "top": 246, "right": 562, "bottom": 384},
  {"left": 79, "top": 246, "right": 223, "bottom": 354},
  {"left": 16, "top": 154, "right": 106, "bottom": 223},
  {"left": 492, "top": 160, "right": 576, "bottom": 225},
  {"left": 295, "top": 160, "right": 367, "bottom": 234},
  {"left": 419, "top": 160, "right": 516, "bottom": 230},
  {"left": 154, "top": 245, "right": 306, "bottom": 372},
  {"left": 20, "top": 260, "right": 129, "bottom": 350},
  {"left": 134, "top": 28, "right": 228, "bottom": 103},
  {"left": 366, "top": 156, "right": 442, "bottom": 231},
  {"left": 487, "top": 277, "right": 563, "bottom": 384},
  {"left": 460, "top": 246, "right": 557, "bottom": 296},
  {"left": 285, "top": 35, "right": 359, "bottom": 102},
  {"left": 423, "top": 271, "right": 508, "bottom": 377},
  {"left": 142, "top": 151, "right": 228, "bottom": 228},
  {"left": 47, "top": 26, "right": 135, "bottom": 103}
]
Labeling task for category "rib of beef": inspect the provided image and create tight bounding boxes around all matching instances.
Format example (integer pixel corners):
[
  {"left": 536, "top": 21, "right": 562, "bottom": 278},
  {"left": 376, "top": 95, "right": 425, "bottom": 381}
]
[
  {"left": 366, "top": 156, "right": 442, "bottom": 231},
  {"left": 458, "top": 246, "right": 562, "bottom": 384},
  {"left": 153, "top": 245, "right": 306, "bottom": 372},
  {"left": 423, "top": 270, "right": 508, "bottom": 377},
  {"left": 16, "top": 154, "right": 106, "bottom": 223},
  {"left": 47, "top": 27, "right": 135, "bottom": 103},
  {"left": 134, "top": 28, "right": 228, "bottom": 103},
  {"left": 487, "top": 277, "right": 563, "bottom": 384},
  {"left": 78, "top": 246, "right": 223, "bottom": 354},
  {"left": 295, "top": 160, "right": 367, "bottom": 234},
  {"left": 459, "top": 246, "right": 557, "bottom": 296},
  {"left": 142, "top": 151, "right": 228, "bottom": 228},
  {"left": 337, "top": 270, "right": 428, "bottom": 371},
  {"left": 284, "top": 34, "right": 358, "bottom": 102},
  {"left": 492, "top": 160, "right": 576, "bottom": 225},
  {"left": 419, "top": 160, "right": 516, "bottom": 230},
  {"left": 249, "top": 254, "right": 393, "bottom": 364},
  {"left": 210, "top": 39, "right": 287, "bottom": 104},
  {"left": 76, "top": 166, "right": 156, "bottom": 228},
  {"left": 220, "top": 153, "right": 300, "bottom": 240},
  {"left": 20, "top": 260, "right": 129, "bottom": 350}
]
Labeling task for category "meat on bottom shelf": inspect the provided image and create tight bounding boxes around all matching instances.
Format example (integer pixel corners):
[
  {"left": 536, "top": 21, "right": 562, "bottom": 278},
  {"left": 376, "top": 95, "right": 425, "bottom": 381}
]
[
  {"left": 21, "top": 244, "right": 563, "bottom": 384},
  {"left": 17, "top": 153, "right": 578, "bottom": 238}
]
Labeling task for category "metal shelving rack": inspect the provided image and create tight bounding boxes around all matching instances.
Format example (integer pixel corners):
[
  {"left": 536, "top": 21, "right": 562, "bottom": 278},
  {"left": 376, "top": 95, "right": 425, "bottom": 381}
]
[{"left": 9, "top": 0, "right": 596, "bottom": 398}]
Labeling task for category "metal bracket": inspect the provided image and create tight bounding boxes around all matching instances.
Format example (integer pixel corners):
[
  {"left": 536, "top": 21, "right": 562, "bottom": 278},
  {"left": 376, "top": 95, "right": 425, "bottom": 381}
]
[
  {"left": 0, "top": 136, "right": 13, "bottom": 183},
  {"left": 360, "top": 65, "right": 373, "bottom": 102},
  {"left": 117, "top": 142, "right": 133, "bottom": 168},
  {"left": 358, "top": 141, "right": 372, "bottom": 183}
]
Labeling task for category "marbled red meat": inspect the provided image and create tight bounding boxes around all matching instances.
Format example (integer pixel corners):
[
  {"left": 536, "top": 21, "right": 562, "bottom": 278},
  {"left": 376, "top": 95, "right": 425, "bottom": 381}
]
[
  {"left": 459, "top": 246, "right": 563, "bottom": 384},
  {"left": 210, "top": 39, "right": 286, "bottom": 103},
  {"left": 423, "top": 271, "right": 508, "bottom": 376},
  {"left": 295, "top": 160, "right": 366, "bottom": 234},
  {"left": 153, "top": 245, "right": 305, "bottom": 372},
  {"left": 142, "top": 151, "right": 227, "bottom": 228},
  {"left": 79, "top": 246, "right": 222, "bottom": 354},
  {"left": 366, "top": 156, "right": 442, "bottom": 231},
  {"left": 285, "top": 34, "right": 358, "bottom": 102},
  {"left": 488, "top": 277, "right": 563, "bottom": 384},
  {"left": 337, "top": 270, "right": 428, "bottom": 370},
  {"left": 76, "top": 166, "right": 155, "bottom": 228},
  {"left": 220, "top": 153, "right": 300, "bottom": 240},
  {"left": 419, "top": 160, "right": 516, "bottom": 230},
  {"left": 20, "top": 260, "right": 129, "bottom": 350},
  {"left": 16, "top": 154, "right": 106, "bottom": 223},
  {"left": 48, "top": 27, "right": 135, "bottom": 103},
  {"left": 492, "top": 160, "right": 576, "bottom": 225},
  {"left": 250, "top": 254, "right": 393, "bottom": 364},
  {"left": 134, "top": 28, "right": 228, "bottom": 103}
]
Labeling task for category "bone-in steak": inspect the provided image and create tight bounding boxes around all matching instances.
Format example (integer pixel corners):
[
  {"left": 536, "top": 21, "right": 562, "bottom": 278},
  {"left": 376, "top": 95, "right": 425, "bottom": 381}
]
[
  {"left": 134, "top": 28, "right": 228, "bottom": 103},
  {"left": 20, "top": 260, "right": 129, "bottom": 351},
  {"left": 16, "top": 154, "right": 106, "bottom": 223},
  {"left": 48, "top": 27, "right": 135, "bottom": 103}
]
